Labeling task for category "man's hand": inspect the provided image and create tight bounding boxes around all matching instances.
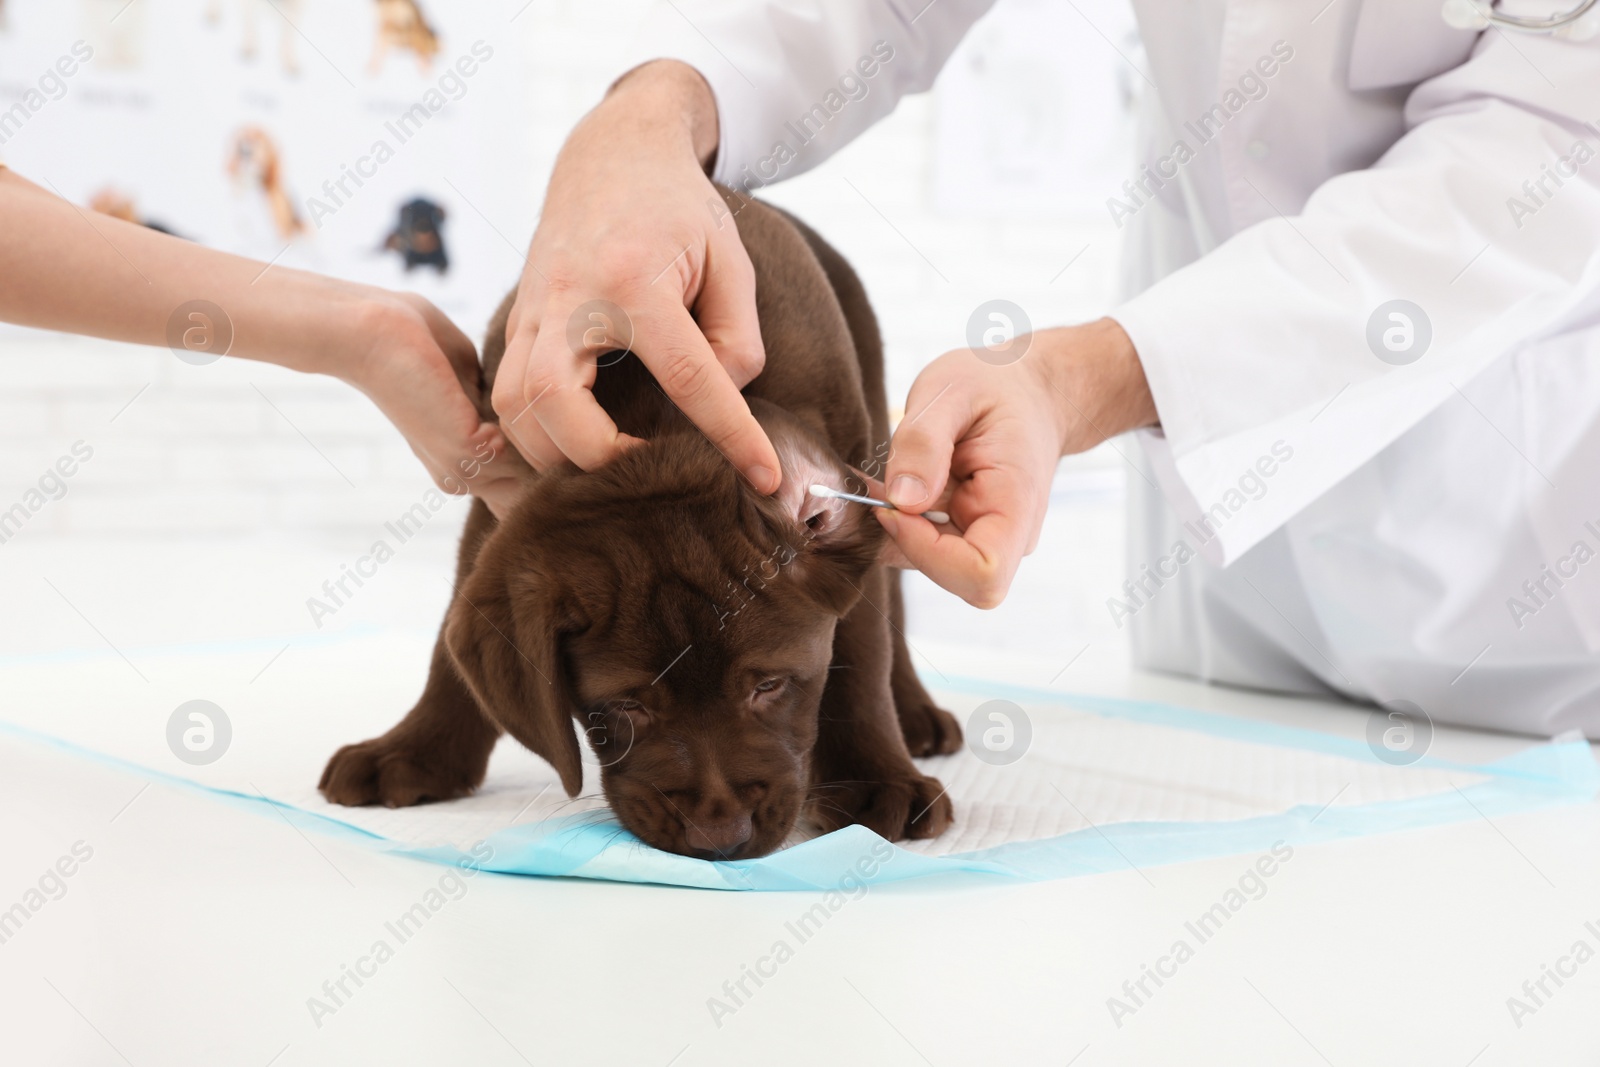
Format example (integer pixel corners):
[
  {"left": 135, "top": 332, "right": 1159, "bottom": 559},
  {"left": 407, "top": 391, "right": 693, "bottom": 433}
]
[
  {"left": 876, "top": 318, "right": 1157, "bottom": 608},
  {"left": 491, "top": 60, "right": 781, "bottom": 494}
]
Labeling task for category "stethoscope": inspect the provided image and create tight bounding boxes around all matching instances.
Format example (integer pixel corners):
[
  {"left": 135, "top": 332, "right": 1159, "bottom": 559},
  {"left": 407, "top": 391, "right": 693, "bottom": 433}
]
[{"left": 1440, "top": 0, "right": 1600, "bottom": 35}]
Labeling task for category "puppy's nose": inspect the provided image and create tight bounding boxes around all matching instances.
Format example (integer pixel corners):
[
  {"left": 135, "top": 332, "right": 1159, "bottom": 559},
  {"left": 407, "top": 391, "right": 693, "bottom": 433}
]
[{"left": 684, "top": 813, "right": 753, "bottom": 857}]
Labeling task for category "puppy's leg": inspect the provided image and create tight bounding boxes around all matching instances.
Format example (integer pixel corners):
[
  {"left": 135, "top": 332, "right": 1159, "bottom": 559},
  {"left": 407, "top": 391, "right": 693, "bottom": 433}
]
[
  {"left": 887, "top": 572, "right": 962, "bottom": 757},
  {"left": 320, "top": 501, "right": 503, "bottom": 807},
  {"left": 808, "top": 566, "right": 953, "bottom": 841}
]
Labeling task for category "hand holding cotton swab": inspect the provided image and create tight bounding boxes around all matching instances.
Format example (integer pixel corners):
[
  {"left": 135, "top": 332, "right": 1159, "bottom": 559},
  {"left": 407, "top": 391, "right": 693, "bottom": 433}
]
[{"left": 809, "top": 484, "right": 950, "bottom": 526}]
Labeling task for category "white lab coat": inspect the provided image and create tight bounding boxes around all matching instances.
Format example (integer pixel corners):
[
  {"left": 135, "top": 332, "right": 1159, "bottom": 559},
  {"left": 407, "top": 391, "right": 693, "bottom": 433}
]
[{"left": 631, "top": 0, "right": 1600, "bottom": 737}]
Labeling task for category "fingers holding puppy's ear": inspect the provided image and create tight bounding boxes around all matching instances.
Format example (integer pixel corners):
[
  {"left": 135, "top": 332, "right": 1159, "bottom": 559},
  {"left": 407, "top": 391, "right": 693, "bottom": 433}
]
[
  {"left": 504, "top": 292, "right": 648, "bottom": 472},
  {"left": 491, "top": 297, "right": 547, "bottom": 459},
  {"left": 629, "top": 299, "right": 780, "bottom": 495},
  {"left": 491, "top": 311, "right": 610, "bottom": 473},
  {"left": 459, "top": 423, "right": 534, "bottom": 519}
]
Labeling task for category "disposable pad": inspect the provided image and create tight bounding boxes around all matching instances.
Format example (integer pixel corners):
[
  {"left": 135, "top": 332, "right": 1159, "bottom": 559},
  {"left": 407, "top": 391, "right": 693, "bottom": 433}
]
[{"left": 2, "top": 632, "right": 1594, "bottom": 891}]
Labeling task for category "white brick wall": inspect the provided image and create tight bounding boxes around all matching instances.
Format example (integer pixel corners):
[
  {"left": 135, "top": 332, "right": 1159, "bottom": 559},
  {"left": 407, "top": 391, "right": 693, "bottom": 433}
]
[{"left": 1, "top": 0, "right": 1133, "bottom": 660}]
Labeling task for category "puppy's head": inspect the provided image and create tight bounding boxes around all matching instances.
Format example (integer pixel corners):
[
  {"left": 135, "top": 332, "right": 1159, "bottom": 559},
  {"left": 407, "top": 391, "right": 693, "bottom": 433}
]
[{"left": 444, "top": 411, "right": 881, "bottom": 859}]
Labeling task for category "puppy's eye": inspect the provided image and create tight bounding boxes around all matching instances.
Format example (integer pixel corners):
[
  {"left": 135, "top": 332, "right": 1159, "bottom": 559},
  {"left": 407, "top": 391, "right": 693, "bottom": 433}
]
[
  {"left": 601, "top": 699, "right": 650, "bottom": 729},
  {"left": 752, "top": 678, "right": 786, "bottom": 702}
]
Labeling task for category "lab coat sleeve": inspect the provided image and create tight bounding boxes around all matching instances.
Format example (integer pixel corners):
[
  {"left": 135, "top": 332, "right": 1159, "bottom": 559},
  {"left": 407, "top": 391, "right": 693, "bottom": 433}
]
[
  {"left": 1111, "top": 29, "right": 1600, "bottom": 567},
  {"left": 623, "top": 0, "right": 998, "bottom": 187}
]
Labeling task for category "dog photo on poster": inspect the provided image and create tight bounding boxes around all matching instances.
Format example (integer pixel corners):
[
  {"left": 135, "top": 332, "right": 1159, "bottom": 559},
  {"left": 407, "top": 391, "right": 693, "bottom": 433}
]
[{"left": 0, "top": 0, "right": 533, "bottom": 340}]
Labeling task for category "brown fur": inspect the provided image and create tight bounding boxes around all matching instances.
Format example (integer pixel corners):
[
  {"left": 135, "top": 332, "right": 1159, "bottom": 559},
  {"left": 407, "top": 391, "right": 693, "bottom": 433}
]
[{"left": 319, "top": 190, "right": 960, "bottom": 859}]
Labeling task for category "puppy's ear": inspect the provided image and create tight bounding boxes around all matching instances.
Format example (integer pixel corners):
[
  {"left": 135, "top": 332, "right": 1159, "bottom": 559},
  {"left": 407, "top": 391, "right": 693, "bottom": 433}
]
[
  {"left": 444, "top": 536, "right": 584, "bottom": 797},
  {"left": 767, "top": 436, "right": 882, "bottom": 617}
]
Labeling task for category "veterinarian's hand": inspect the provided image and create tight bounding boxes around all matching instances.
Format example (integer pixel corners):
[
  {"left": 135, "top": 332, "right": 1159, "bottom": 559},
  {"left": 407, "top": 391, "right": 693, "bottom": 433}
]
[
  {"left": 493, "top": 60, "right": 783, "bottom": 494},
  {"left": 875, "top": 319, "right": 1157, "bottom": 608},
  {"left": 348, "top": 293, "right": 530, "bottom": 517}
]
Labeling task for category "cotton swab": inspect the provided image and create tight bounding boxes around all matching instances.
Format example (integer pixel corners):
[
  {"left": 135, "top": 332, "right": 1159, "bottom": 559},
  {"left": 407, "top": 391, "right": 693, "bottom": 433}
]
[{"left": 809, "top": 484, "right": 950, "bottom": 526}]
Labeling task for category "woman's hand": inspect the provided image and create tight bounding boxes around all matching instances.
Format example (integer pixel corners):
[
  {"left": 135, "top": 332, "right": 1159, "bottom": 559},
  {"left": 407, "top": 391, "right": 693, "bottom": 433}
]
[
  {"left": 490, "top": 60, "right": 781, "bottom": 493},
  {"left": 0, "top": 166, "right": 528, "bottom": 513},
  {"left": 876, "top": 319, "right": 1157, "bottom": 608},
  {"left": 342, "top": 292, "right": 531, "bottom": 517}
]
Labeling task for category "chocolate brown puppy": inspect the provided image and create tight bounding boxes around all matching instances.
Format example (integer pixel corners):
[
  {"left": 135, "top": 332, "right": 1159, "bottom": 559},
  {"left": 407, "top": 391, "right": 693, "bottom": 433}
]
[{"left": 319, "top": 191, "right": 961, "bottom": 859}]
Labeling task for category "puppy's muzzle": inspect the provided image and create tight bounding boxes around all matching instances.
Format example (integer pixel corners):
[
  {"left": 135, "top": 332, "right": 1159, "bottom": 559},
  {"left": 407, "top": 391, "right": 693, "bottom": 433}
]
[{"left": 684, "top": 812, "right": 753, "bottom": 858}]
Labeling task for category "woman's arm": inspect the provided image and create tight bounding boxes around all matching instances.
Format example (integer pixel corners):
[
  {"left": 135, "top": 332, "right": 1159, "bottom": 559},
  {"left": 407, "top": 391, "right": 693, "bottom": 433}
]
[{"left": 0, "top": 166, "right": 529, "bottom": 513}]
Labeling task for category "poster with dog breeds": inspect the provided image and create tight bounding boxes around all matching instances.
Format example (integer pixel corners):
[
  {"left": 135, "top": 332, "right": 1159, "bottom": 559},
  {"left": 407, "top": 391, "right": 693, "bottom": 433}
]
[
  {"left": 0, "top": 0, "right": 545, "bottom": 342},
  {"left": 204, "top": 0, "right": 303, "bottom": 77}
]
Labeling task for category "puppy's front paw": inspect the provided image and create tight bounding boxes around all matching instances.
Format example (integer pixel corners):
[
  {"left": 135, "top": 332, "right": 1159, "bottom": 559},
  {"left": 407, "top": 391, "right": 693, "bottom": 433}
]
[
  {"left": 897, "top": 699, "right": 963, "bottom": 757},
  {"left": 318, "top": 736, "right": 476, "bottom": 808},
  {"left": 812, "top": 771, "right": 953, "bottom": 843}
]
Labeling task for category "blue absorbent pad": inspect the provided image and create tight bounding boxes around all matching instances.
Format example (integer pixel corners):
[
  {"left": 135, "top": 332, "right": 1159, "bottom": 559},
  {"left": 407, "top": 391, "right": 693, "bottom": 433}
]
[{"left": 2, "top": 659, "right": 1594, "bottom": 892}]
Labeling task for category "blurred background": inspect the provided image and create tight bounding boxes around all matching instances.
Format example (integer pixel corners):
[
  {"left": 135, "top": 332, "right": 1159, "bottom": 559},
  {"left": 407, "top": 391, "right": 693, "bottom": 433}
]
[{"left": 0, "top": 0, "right": 1144, "bottom": 688}]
